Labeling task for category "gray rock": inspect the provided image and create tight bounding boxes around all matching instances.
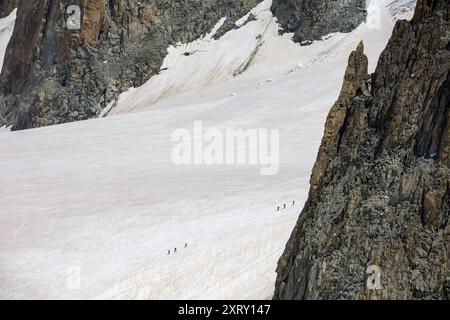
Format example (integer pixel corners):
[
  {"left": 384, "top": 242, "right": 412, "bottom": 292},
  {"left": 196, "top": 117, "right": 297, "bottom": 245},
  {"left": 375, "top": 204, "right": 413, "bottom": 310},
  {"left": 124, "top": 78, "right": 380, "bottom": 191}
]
[
  {"left": 0, "top": 0, "right": 15, "bottom": 18},
  {"left": 271, "top": 0, "right": 367, "bottom": 44}
]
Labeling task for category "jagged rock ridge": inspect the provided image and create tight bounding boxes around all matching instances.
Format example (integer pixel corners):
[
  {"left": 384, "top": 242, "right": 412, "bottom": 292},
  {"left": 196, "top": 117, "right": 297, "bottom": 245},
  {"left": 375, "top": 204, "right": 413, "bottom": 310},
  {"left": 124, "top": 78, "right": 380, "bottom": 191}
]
[
  {"left": 271, "top": 0, "right": 367, "bottom": 44},
  {"left": 0, "top": 0, "right": 260, "bottom": 130},
  {"left": 274, "top": 0, "right": 449, "bottom": 300}
]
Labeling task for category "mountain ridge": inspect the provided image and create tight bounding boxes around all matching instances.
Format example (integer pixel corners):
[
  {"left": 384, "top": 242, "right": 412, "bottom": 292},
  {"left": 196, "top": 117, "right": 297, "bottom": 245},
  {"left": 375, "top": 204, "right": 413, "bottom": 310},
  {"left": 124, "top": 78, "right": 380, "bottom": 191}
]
[{"left": 0, "top": 0, "right": 369, "bottom": 130}]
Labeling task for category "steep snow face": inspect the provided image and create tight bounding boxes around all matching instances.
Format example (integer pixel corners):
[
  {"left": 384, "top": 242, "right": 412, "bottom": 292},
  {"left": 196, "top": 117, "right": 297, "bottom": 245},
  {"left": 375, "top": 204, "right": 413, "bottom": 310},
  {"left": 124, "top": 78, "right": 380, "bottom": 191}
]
[
  {"left": 0, "top": 8, "right": 15, "bottom": 133},
  {"left": 0, "top": 8, "right": 15, "bottom": 70},
  {"left": 0, "top": 0, "right": 415, "bottom": 299},
  {"left": 387, "top": 0, "right": 417, "bottom": 17}
]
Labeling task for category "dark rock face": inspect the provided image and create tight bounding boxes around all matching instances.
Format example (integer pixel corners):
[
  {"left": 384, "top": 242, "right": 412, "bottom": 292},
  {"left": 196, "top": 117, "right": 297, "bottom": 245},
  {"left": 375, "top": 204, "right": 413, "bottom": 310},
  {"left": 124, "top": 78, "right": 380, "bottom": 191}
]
[
  {"left": 274, "top": 0, "right": 449, "bottom": 300},
  {"left": 0, "top": 0, "right": 260, "bottom": 130},
  {"left": 271, "top": 0, "right": 367, "bottom": 44},
  {"left": 0, "top": 0, "right": 16, "bottom": 18}
]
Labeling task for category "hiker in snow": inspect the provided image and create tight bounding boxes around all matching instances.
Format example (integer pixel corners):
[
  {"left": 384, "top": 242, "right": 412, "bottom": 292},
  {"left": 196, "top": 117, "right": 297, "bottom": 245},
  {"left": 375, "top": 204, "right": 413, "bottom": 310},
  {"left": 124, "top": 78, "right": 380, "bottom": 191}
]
[
  {"left": 185, "top": 243, "right": 188, "bottom": 248},
  {"left": 292, "top": 201, "right": 295, "bottom": 206},
  {"left": 283, "top": 204, "right": 287, "bottom": 209},
  {"left": 276, "top": 206, "right": 280, "bottom": 212},
  {"left": 174, "top": 248, "right": 177, "bottom": 253},
  {"left": 167, "top": 250, "right": 170, "bottom": 255}
]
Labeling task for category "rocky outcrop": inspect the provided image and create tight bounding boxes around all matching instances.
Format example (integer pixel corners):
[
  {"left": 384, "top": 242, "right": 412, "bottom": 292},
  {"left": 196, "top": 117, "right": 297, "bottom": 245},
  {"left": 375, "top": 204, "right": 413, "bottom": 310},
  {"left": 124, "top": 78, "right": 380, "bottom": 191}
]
[
  {"left": 0, "top": 0, "right": 260, "bottom": 130},
  {"left": 274, "top": 0, "right": 449, "bottom": 300},
  {"left": 271, "top": 0, "right": 367, "bottom": 44},
  {"left": 0, "top": 0, "right": 16, "bottom": 18}
]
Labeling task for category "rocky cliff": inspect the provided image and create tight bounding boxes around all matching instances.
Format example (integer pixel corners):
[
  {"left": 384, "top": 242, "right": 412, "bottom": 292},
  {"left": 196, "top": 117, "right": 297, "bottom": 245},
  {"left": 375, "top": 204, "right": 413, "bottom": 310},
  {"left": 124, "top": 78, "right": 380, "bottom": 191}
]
[
  {"left": 274, "top": 0, "right": 449, "bottom": 300},
  {"left": 0, "top": 0, "right": 260, "bottom": 130},
  {"left": 0, "top": 0, "right": 16, "bottom": 18},
  {"left": 271, "top": 0, "right": 367, "bottom": 44}
]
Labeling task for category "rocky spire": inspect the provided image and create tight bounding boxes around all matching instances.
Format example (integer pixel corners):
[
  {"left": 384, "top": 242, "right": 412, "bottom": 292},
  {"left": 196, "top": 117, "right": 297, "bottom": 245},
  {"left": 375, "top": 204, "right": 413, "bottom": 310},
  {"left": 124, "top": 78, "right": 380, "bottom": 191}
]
[{"left": 310, "top": 41, "right": 370, "bottom": 195}]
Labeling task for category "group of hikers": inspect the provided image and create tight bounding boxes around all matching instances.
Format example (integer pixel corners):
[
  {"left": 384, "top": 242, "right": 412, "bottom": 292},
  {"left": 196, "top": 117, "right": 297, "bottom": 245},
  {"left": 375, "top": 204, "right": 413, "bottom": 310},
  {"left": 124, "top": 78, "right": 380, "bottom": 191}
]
[
  {"left": 276, "top": 201, "right": 296, "bottom": 212},
  {"left": 167, "top": 243, "right": 188, "bottom": 255},
  {"left": 166, "top": 201, "right": 298, "bottom": 255}
]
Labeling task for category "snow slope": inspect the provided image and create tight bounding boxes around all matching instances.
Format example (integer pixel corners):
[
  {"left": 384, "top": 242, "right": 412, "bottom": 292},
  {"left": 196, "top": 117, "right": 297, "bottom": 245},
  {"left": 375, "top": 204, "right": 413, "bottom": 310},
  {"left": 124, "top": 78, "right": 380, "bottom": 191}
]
[
  {"left": 0, "top": 0, "right": 415, "bottom": 299},
  {"left": 0, "top": 8, "right": 15, "bottom": 134},
  {"left": 0, "top": 8, "right": 15, "bottom": 71}
]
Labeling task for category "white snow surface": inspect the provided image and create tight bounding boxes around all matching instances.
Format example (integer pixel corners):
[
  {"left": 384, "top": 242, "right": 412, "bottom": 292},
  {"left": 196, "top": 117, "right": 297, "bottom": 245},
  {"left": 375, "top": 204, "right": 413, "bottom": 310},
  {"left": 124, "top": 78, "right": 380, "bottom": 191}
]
[
  {"left": 0, "top": 0, "right": 414, "bottom": 299},
  {"left": 0, "top": 8, "right": 15, "bottom": 71}
]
